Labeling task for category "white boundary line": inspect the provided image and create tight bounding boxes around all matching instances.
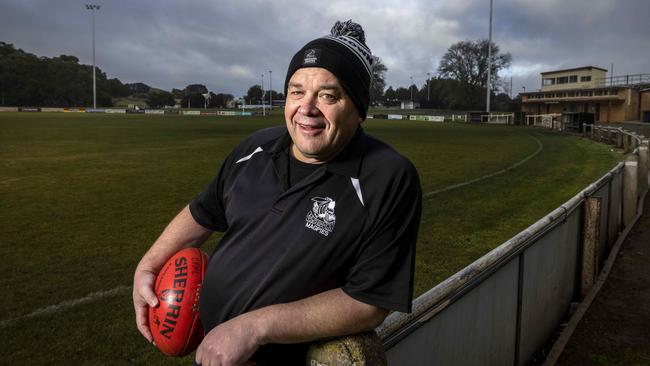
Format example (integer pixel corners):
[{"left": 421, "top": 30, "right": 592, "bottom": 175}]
[
  {"left": 1, "top": 135, "right": 544, "bottom": 328},
  {"left": 424, "top": 135, "right": 543, "bottom": 198},
  {"left": 0, "top": 285, "right": 131, "bottom": 329}
]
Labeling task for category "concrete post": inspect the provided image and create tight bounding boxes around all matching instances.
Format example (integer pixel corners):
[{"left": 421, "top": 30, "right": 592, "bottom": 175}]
[
  {"left": 623, "top": 154, "right": 639, "bottom": 227},
  {"left": 307, "top": 332, "right": 387, "bottom": 366},
  {"left": 617, "top": 131, "right": 623, "bottom": 149},
  {"left": 638, "top": 143, "right": 649, "bottom": 194},
  {"left": 580, "top": 197, "right": 602, "bottom": 299}
]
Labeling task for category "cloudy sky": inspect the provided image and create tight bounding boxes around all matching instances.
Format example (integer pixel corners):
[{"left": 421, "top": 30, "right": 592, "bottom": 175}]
[{"left": 2, "top": 0, "right": 649, "bottom": 97}]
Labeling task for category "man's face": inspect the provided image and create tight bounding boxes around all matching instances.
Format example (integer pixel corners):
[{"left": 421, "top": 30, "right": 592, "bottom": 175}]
[{"left": 285, "top": 67, "right": 362, "bottom": 164}]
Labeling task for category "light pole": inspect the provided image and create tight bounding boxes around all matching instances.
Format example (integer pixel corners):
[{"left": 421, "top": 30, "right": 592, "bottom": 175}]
[
  {"left": 409, "top": 76, "right": 414, "bottom": 102},
  {"left": 261, "top": 73, "right": 265, "bottom": 116},
  {"left": 268, "top": 70, "right": 272, "bottom": 110},
  {"left": 486, "top": 0, "right": 493, "bottom": 113},
  {"left": 427, "top": 72, "right": 431, "bottom": 102},
  {"left": 85, "top": 4, "right": 100, "bottom": 109}
]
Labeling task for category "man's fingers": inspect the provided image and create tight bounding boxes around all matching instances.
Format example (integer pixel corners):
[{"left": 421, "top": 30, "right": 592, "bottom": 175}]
[
  {"left": 135, "top": 301, "right": 154, "bottom": 343},
  {"left": 144, "top": 289, "right": 159, "bottom": 308}
]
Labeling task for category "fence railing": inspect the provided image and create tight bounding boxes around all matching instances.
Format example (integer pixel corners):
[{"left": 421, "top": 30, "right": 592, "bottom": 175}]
[
  {"left": 596, "top": 73, "right": 650, "bottom": 88},
  {"left": 374, "top": 126, "right": 649, "bottom": 365}
]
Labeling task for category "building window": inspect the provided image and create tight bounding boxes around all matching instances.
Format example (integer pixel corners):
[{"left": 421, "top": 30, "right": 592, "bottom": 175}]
[
  {"left": 568, "top": 91, "right": 575, "bottom": 97},
  {"left": 557, "top": 76, "right": 569, "bottom": 84},
  {"left": 581, "top": 76, "right": 591, "bottom": 82},
  {"left": 543, "top": 78, "right": 555, "bottom": 86},
  {"left": 569, "top": 75, "right": 578, "bottom": 83}
]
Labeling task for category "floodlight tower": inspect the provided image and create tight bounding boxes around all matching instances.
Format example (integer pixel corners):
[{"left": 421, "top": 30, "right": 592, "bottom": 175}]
[
  {"left": 410, "top": 76, "right": 414, "bottom": 101},
  {"left": 268, "top": 70, "right": 272, "bottom": 110},
  {"left": 261, "top": 73, "right": 265, "bottom": 116},
  {"left": 486, "top": 0, "right": 493, "bottom": 113},
  {"left": 85, "top": 4, "right": 101, "bottom": 109},
  {"left": 427, "top": 72, "right": 431, "bottom": 101}
]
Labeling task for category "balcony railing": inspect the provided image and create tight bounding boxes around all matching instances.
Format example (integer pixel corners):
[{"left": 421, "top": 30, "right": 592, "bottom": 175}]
[{"left": 596, "top": 73, "right": 650, "bottom": 87}]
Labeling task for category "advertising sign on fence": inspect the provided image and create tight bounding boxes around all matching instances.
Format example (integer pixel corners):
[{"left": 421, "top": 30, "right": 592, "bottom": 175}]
[
  {"left": 217, "top": 111, "right": 237, "bottom": 116},
  {"left": 145, "top": 109, "right": 165, "bottom": 115},
  {"left": 40, "top": 108, "right": 64, "bottom": 112},
  {"left": 19, "top": 107, "right": 41, "bottom": 112},
  {"left": 0, "top": 107, "right": 19, "bottom": 112},
  {"left": 182, "top": 110, "right": 201, "bottom": 115},
  {"left": 388, "top": 114, "right": 403, "bottom": 120},
  {"left": 409, "top": 115, "right": 445, "bottom": 122},
  {"left": 86, "top": 109, "right": 105, "bottom": 113},
  {"left": 105, "top": 109, "right": 127, "bottom": 114},
  {"left": 63, "top": 108, "right": 86, "bottom": 113}
]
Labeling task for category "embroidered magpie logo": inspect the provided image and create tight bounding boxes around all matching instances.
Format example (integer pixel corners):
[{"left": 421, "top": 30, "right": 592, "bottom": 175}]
[
  {"left": 305, "top": 197, "right": 336, "bottom": 236},
  {"left": 303, "top": 48, "right": 321, "bottom": 65}
]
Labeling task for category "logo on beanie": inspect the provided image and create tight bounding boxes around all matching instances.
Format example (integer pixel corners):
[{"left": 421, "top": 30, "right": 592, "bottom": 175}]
[{"left": 303, "top": 48, "right": 321, "bottom": 65}]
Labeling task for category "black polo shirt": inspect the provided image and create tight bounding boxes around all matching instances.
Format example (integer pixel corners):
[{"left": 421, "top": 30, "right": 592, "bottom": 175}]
[{"left": 190, "top": 125, "right": 421, "bottom": 332}]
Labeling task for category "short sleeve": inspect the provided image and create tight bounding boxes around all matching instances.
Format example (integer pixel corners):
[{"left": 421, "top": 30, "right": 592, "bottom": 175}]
[
  {"left": 342, "top": 166, "right": 422, "bottom": 313},
  {"left": 189, "top": 158, "right": 231, "bottom": 232}
]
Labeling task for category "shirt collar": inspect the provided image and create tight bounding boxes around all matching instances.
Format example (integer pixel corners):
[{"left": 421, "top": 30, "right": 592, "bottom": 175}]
[{"left": 261, "top": 126, "right": 366, "bottom": 178}]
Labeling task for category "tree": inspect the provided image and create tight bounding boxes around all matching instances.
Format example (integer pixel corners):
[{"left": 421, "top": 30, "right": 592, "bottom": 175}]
[
  {"left": 246, "top": 85, "right": 263, "bottom": 104},
  {"left": 171, "top": 88, "right": 184, "bottom": 99},
  {"left": 210, "top": 93, "right": 235, "bottom": 108},
  {"left": 395, "top": 87, "right": 410, "bottom": 101},
  {"left": 147, "top": 90, "right": 175, "bottom": 108},
  {"left": 107, "top": 78, "right": 130, "bottom": 97},
  {"left": 437, "top": 39, "right": 512, "bottom": 108},
  {"left": 180, "top": 93, "right": 205, "bottom": 109},
  {"left": 384, "top": 86, "right": 398, "bottom": 106},
  {"left": 369, "top": 59, "right": 388, "bottom": 106},
  {"left": 126, "top": 82, "right": 151, "bottom": 94},
  {"left": 184, "top": 84, "right": 208, "bottom": 95}
]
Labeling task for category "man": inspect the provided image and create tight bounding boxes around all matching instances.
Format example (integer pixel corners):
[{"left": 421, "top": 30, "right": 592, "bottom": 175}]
[{"left": 133, "top": 20, "right": 422, "bottom": 366}]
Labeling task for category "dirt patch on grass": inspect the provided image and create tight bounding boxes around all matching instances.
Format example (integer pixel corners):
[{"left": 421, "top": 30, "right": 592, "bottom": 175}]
[{"left": 557, "top": 189, "right": 650, "bottom": 366}]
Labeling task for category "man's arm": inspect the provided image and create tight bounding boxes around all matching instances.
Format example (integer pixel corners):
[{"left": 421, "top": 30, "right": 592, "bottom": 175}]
[
  {"left": 195, "top": 288, "right": 389, "bottom": 366},
  {"left": 132, "top": 205, "right": 212, "bottom": 342}
]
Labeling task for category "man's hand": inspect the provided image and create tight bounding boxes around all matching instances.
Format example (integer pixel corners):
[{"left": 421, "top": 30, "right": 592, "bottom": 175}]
[
  {"left": 195, "top": 313, "right": 262, "bottom": 366},
  {"left": 131, "top": 205, "right": 213, "bottom": 343},
  {"left": 193, "top": 289, "right": 388, "bottom": 365},
  {"left": 133, "top": 268, "right": 159, "bottom": 343}
]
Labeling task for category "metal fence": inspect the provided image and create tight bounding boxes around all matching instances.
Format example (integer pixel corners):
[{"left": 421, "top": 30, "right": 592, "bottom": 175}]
[
  {"left": 377, "top": 126, "right": 649, "bottom": 365},
  {"left": 596, "top": 73, "right": 650, "bottom": 88}
]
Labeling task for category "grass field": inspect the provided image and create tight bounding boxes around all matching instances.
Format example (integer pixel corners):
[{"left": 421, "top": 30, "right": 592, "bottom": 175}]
[{"left": 0, "top": 112, "right": 619, "bottom": 365}]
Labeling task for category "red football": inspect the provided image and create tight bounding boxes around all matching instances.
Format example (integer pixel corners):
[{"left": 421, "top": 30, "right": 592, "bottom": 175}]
[{"left": 149, "top": 247, "right": 208, "bottom": 356}]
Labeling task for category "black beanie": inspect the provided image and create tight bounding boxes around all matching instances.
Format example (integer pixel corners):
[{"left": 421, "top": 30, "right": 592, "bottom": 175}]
[{"left": 284, "top": 20, "right": 375, "bottom": 120}]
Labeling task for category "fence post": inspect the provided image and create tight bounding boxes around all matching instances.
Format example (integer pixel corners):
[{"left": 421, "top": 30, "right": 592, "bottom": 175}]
[
  {"left": 580, "top": 197, "right": 602, "bottom": 298},
  {"left": 618, "top": 132, "right": 624, "bottom": 150},
  {"left": 638, "top": 143, "right": 649, "bottom": 194},
  {"left": 623, "top": 154, "right": 639, "bottom": 227}
]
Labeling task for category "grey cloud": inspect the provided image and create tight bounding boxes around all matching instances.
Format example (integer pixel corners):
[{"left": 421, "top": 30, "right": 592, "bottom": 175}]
[{"left": 1, "top": 0, "right": 648, "bottom": 97}]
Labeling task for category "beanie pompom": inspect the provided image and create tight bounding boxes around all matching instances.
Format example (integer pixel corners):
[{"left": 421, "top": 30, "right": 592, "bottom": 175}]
[{"left": 330, "top": 20, "right": 366, "bottom": 46}]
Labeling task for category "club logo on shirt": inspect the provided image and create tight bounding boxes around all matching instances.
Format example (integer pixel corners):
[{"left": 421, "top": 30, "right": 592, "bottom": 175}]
[{"left": 305, "top": 197, "right": 336, "bottom": 236}]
